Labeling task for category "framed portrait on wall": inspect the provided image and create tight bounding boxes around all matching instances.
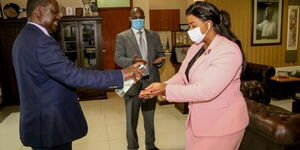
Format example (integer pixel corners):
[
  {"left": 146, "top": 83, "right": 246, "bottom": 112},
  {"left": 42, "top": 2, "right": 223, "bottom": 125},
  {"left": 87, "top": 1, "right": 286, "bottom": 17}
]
[
  {"left": 173, "top": 31, "right": 193, "bottom": 47},
  {"left": 286, "top": 6, "right": 299, "bottom": 51},
  {"left": 252, "top": 0, "right": 283, "bottom": 45},
  {"left": 97, "top": 0, "right": 131, "bottom": 8}
]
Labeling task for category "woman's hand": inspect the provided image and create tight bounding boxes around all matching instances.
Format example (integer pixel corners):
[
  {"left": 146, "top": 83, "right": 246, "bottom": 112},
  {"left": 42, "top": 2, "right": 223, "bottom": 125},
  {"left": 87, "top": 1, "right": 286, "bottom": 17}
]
[{"left": 139, "top": 82, "right": 167, "bottom": 99}]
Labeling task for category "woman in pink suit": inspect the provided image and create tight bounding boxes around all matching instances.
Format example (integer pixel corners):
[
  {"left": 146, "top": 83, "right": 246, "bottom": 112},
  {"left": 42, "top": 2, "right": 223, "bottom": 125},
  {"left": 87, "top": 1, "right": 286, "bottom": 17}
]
[{"left": 140, "top": 2, "right": 249, "bottom": 150}]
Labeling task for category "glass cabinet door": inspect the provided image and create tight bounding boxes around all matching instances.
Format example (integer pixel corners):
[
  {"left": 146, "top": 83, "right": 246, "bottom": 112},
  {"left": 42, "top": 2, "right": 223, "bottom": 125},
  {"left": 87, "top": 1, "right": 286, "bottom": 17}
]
[
  {"left": 61, "top": 23, "right": 79, "bottom": 65},
  {"left": 80, "top": 22, "right": 98, "bottom": 68}
]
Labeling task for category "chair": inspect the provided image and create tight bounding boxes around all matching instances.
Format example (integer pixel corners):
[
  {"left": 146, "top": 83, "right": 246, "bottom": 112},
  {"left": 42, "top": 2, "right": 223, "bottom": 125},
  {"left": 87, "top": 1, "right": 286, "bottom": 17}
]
[
  {"left": 240, "top": 62, "right": 276, "bottom": 104},
  {"left": 239, "top": 98, "right": 300, "bottom": 150},
  {"left": 239, "top": 63, "right": 300, "bottom": 150}
]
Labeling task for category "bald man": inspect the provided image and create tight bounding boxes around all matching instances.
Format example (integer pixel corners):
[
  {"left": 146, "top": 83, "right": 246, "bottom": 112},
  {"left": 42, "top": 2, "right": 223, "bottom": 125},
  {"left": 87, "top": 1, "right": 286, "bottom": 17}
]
[
  {"left": 12, "top": 0, "right": 142, "bottom": 150},
  {"left": 114, "top": 7, "right": 165, "bottom": 150}
]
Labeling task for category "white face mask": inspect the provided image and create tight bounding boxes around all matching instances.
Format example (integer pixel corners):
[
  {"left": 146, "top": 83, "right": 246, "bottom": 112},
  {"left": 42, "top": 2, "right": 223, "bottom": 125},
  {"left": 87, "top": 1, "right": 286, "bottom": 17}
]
[{"left": 187, "top": 22, "right": 210, "bottom": 44}]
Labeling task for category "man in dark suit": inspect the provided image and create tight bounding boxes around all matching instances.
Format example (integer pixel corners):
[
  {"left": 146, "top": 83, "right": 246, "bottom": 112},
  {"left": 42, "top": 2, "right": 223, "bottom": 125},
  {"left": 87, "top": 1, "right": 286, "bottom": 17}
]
[
  {"left": 114, "top": 7, "right": 165, "bottom": 150},
  {"left": 12, "top": 0, "right": 142, "bottom": 150}
]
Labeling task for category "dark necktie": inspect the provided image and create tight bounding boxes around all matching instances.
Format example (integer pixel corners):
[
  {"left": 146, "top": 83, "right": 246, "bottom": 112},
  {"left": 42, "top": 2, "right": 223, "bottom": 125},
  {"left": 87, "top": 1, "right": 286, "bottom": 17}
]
[{"left": 185, "top": 47, "right": 205, "bottom": 82}]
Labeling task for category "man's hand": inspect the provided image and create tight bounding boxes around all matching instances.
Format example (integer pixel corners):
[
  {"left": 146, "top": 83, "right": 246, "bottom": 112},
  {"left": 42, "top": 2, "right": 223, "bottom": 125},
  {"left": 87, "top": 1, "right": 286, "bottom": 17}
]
[
  {"left": 152, "top": 57, "right": 165, "bottom": 65},
  {"left": 121, "top": 62, "right": 144, "bottom": 83}
]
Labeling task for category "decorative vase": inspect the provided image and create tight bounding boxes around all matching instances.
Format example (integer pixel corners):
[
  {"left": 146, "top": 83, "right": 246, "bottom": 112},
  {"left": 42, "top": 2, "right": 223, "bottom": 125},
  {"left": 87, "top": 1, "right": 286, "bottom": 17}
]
[{"left": 82, "top": 0, "right": 91, "bottom": 16}]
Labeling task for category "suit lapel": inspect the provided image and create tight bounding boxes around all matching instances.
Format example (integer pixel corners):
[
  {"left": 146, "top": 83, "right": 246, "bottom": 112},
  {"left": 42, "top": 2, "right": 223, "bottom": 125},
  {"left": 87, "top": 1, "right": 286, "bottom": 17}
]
[
  {"left": 187, "top": 35, "right": 222, "bottom": 82},
  {"left": 188, "top": 51, "right": 208, "bottom": 81},
  {"left": 128, "top": 29, "right": 142, "bottom": 58},
  {"left": 145, "top": 29, "right": 153, "bottom": 63}
]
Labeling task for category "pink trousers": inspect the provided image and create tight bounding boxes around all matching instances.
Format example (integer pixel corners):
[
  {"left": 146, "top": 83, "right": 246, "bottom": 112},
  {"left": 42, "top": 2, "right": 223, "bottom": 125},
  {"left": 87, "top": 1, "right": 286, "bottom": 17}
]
[{"left": 185, "top": 124, "right": 245, "bottom": 150}]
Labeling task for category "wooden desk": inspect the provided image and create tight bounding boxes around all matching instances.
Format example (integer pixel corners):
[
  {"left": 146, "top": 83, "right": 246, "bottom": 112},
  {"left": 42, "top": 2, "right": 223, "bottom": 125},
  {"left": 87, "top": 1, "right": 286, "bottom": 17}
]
[
  {"left": 271, "top": 76, "right": 300, "bottom": 82},
  {"left": 270, "top": 76, "right": 300, "bottom": 100}
]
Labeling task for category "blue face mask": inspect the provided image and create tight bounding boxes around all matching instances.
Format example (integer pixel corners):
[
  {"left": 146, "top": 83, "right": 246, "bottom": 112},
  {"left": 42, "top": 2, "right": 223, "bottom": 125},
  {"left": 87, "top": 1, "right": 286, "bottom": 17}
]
[{"left": 131, "top": 19, "right": 145, "bottom": 30}]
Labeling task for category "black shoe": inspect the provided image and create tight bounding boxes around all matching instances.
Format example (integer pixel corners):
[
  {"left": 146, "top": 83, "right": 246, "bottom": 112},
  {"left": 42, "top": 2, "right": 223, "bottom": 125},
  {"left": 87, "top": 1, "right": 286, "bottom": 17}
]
[{"left": 147, "top": 147, "right": 160, "bottom": 150}]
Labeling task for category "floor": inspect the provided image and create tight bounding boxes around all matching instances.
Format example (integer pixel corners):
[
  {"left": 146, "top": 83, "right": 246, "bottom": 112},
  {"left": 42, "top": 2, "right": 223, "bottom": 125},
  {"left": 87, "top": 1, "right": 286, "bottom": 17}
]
[
  {"left": 0, "top": 92, "right": 186, "bottom": 150},
  {"left": 0, "top": 92, "right": 293, "bottom": 150}
]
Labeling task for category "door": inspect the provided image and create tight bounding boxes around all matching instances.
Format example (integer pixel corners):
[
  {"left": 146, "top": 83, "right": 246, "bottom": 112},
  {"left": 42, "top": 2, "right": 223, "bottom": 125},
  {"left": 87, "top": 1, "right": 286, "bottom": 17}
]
[{"left": 99, "top": 8, "right": 131, "bottom": 69}]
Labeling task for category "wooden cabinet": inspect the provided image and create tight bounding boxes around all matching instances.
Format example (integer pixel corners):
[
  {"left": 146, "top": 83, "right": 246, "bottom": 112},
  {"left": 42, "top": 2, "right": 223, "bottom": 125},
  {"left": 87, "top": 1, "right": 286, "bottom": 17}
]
[
  {"left": 60, "top": 17, "right": 106, "bottom": 100},
  {"left": 150, "top": 9, "right": 180, "bottom": 31},
  {"left": 0, "top": 17, "right": 106, "bottom": 106}
]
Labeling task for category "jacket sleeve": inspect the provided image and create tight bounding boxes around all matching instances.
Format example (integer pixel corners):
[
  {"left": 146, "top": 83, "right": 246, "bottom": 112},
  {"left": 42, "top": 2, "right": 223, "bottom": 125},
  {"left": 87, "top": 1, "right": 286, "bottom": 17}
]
[
  {"left": 37, "top": 36, "right": 124, "bottom": 89},
  {"left": 165, "top": 71, "right": 185, "bottom": 85},
  {"left": 166, "top": 45, "right": 242, "bottom": 102},
  {"left": 114, "top": 34, "right": 134, "bottom": 68}
]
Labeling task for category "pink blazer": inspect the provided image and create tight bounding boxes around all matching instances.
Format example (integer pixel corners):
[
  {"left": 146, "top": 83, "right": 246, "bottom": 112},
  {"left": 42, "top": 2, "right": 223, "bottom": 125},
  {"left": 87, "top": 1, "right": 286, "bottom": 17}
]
[{"left": 166, "top": 35, "right": 249, "bottom": 136}]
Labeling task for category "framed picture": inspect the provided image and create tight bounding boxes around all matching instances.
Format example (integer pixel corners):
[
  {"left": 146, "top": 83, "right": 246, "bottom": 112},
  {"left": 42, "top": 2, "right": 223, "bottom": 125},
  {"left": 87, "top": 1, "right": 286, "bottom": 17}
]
[
  {"left": 174, "top": 46, "right": 189, "bottom": 63},
  {"left": 179, "top": 24, "right": 189, "bottom": 31},
  {"left": 66, "top": 7, "right": 74, "bottom": 16},
  {"left": 252, "top": 0, "right": 283, "bottom": 45},
  {"left": 157, "top": 31, "right": 172, "bottom": 53},
  {"left": 75, "top": 8, "right": 83, "bottom": 17},
  {"left": 96, "top": 0, "right": 131, "bottom": 8},
  {"left": 173, "top": 31, "right": 193, "bottom": 47},
  {"left": 286, "top": 6, "right": 299, "bottom": 51}
]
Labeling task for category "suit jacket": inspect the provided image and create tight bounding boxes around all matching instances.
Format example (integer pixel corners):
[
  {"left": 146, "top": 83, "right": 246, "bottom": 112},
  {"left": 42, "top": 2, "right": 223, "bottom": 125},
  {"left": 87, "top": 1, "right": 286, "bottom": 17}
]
[
  {"left": 166, "top": 35, "right": 249, "bottom": 136},
  {"left": 12, "top": 24, "right": 124, "bottom": 148},
  {"left": 114, "top": 28, "right": 165, "bottom": 95}
]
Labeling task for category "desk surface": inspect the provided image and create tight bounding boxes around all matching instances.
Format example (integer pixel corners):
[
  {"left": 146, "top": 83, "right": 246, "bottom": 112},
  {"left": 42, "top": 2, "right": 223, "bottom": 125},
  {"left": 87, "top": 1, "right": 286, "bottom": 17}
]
[{"left": 271, "top": 76, "right": 300, "bottom": 82}]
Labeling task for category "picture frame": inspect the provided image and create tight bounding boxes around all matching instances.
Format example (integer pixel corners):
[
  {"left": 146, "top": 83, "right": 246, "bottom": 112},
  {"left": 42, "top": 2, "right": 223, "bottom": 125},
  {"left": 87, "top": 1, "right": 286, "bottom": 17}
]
[
  {"left": 252, "top": 0, "right": 283, "bottom": 45},
  {"left": 96, "top": 0, "right": 131, "bottom": 8},
  {"left": 173, "top": 31, "right": 193, "bottom": 47},
  {"left": 179, "top": 24, "right": 189, "bottom": 31},
  {"left": 66, "top": 7, "right": 74, "bottom": 16},
  {"left": 157, "top": 31, "right": 172, "bottom": 53},
  {"left": 286, "top": 6, "right": 299, "bottom": 51},
  {"left": 174, "top": 46, "right": 189, "bottom": 63},
  {"left": 75, "top": 8, "right": 83, "bottom": 17}
]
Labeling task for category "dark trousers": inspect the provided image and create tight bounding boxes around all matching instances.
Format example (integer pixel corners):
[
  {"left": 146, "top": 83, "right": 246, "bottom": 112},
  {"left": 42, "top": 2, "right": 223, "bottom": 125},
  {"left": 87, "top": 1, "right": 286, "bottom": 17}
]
[
  {"left": 32, "top": 143, "right": 72, "bottom": 150},
  {"left": 124, "top": 78, "right": 157, "bottom": 150}
]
